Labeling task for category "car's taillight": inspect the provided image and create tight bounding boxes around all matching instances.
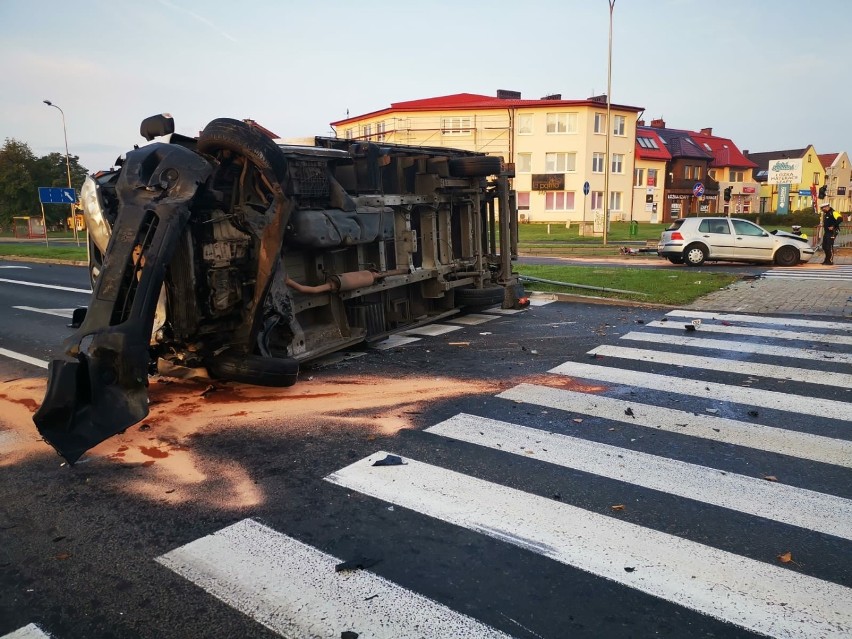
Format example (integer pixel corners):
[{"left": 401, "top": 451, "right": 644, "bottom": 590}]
[{"left": 671, "top": 232, "right": 684, "bottom": 240}]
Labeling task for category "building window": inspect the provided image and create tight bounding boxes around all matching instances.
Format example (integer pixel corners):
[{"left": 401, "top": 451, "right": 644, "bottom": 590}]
[
  {"left": 442, "top": 117, "right": 471, "bottom": 135},
  {"left": 546, "top": 112, "right": 577, "bottom": 134},
  {"left": 594, "top": 113, "right": 607, "bottom": 134},
  {"left": 728, "top": 170, "right": 743, "bottom": 182},
  {"left": 345, "top": 128, "right": 353, "bottom": 139},
  {"left": 637, "top": 136, "right": 659, "bottom": 149},
  {"left": 634, "top": 168, "right": 645, "bottom": 187},
  {"left": 695, "top": 166, "right": 702, "bottom": 179},
  {"left": 609, "top": 191, "right": 622, "bottom": 211},
  {"left": 516, "top": 153, "right": 532, "bottom": 173},
  {"left": 591, "top": 191, "right": 604, "bottom": 209},
  {"left": 647, "top": 168, "right": 658, "bottom": 186},
  {"left": 545, "top": 191, "right": 575, "bottom": 211},
  {"left": 517, "top": 192, "right": 530, "bottom": 210},
  {"left": 545, "top": 152, "right": 576, "bottom": 173},
  {"left": 592, "top": 152, "right": 605, "bottom": 173},
  {"left": 611, "top": 154, "right": 624, "bottom": 174},
  {"left": 684, "top": 165, "right": 701, "bottom": 180},
  {"left": 814, "top": 172, "right": 820, "bottom": 185},
  {"left": 363, "top": 124, "right": 372, "bottom": 139},
  {"left": 518, "top": 114, "right": 533, "bottom": 135},
  {"left": 612, "top": 115, "right": 625, "bottom": 136},
  {"left": 376, "top": 121, "right": 386, "bottom": 142}
]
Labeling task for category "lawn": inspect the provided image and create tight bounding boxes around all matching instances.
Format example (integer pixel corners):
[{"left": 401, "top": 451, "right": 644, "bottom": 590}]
[{"left": 516, "top": 264, "right": 741, "bottom": 305}]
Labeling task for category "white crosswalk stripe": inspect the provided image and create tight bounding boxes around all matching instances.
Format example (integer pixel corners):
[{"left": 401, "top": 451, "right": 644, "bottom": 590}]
[
  {"left": 162, "top": 309, "right": 852, "bottom": 638},
  {"left": 761, "top": 265, "right": 852, "bottom": 281},
  {"left": 0, "top": 625, "right": 53, "bottom": 639}
]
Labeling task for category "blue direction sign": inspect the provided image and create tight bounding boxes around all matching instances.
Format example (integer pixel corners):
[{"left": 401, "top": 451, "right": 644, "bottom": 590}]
[
  {"left": 38, "top": 187, "right": 76, "bottom": 204},
  {"left": 692, "top": 182, "right": 705, "bottom": 197},
  {"left": 583, "top": 181, "right": 590, "bottom": 196}
]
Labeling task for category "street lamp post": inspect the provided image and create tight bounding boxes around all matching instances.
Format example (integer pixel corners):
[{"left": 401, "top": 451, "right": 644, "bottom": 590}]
[
  {"left": 43, "top": 100, "right": 80, "bottom": 246},
  {"left": 602, "top": 0, "right": 615, "bottom": 245}
]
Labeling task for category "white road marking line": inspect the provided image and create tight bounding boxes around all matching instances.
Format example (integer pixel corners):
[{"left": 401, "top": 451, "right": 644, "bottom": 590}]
[
  {"left": 666, "top": 309, "right": 851, "bottom": 331},
  {"left": 371, "top": 335, "right": 421, "bottom": 350},
  {"left": 12, "top": 306, "right": 75, "bottom": 319},
  {"left": 426, "top": 413, "right": 852, "bottom": 540},
  {"left": 548, "top": 361, "right": 849, "bottom": 421},
  {"left": 0, "top": 348, "right": 48, "bottom": 369},
  {"left": 527, "top": 297, "right": 555, "bottom": 306},
  {"left": 157, "top": 518, "right": 511, "bottom": 639},
  {"left": 0, "top": 278, "right": 91, "bottom": 294},
  {"left": 326, "top": 452, "right": 852, "bottom": 638},
  {"left": 588, "top": 344, "right": 852, "bottom": 388},
  {"left": 496, "top": 384, "right": 852, "bottom": 468},
  {"left": 0, "top": 265, "right": 32, "bottom": 269},
  {"left": 646, "top": 320, "right": 852, "bottom": 345},
  {"left": 620, "top": 331, "right": 852, "bottom": 365},
  {"left": 483, "top": 306, "right": 526, "bottom": 315},
  {"left": 763, "top": 273, "right": 851, "bottom": 280},
  {"left": 400, "top": 324, "right": 463, "bottom": 337},
  {"left": 446, "top": 313, "right": 497, "bottom": 325},
  {"left": 1, "top": 624, "right": 53, "bottom": 639}
]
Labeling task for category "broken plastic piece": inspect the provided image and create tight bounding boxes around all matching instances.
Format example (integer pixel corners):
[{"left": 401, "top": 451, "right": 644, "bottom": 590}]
[{"left": 372, "top": 454, "right": 405, "bottom": 467}]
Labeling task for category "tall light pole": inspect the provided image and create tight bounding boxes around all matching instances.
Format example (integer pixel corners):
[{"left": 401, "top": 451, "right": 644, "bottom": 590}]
[
  {"left": 43, "top": 100, "right": 79, "bottom": 246},
  {"left": 602, "top": 0, "right": 615, "bottom": 245}
]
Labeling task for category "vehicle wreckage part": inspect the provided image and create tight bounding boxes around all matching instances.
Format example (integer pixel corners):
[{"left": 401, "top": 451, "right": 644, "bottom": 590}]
[
  {"left": 448, "top": 156, "right": 503, "bottom": 178},
  {"left": 205, "top": 353, "right": 299, "bottom": 387},
  {"left": 80, "top": 175, "right": 111, "bottom": 255},
  {"left": 33, "top": 143, "right": 214, "bottom": 464},
  {"left": 454, "top": 284, "right": 506, "bottom": 308}
]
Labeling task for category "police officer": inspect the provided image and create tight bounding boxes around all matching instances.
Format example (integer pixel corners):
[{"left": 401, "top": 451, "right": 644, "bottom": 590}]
[{"left": 820, "top": 202, "right": 842, "bottom": 265}]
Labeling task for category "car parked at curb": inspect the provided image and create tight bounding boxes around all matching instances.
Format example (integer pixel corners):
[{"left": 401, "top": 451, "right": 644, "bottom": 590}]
[{"left": 657, "top": 216, "right": 815, "bottom": 266}]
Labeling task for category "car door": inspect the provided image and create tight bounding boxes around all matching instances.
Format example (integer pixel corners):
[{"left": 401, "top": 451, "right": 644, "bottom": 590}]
[
  {"left": 696, "top": 218, "right": 736, "bottom": 259},
  {"left": 731, "top": 219, "right": 775, "bottom": 262}
]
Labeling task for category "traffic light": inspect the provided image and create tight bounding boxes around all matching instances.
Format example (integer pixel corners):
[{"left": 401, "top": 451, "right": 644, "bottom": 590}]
[
  {"left": 723, "top": 186, "right": 732, "bottom": 202},
  {"left": 818, "top": 185, "right": 827, "bottom": 199}
]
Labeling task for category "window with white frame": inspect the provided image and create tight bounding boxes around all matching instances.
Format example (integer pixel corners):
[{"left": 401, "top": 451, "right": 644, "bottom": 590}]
[
  {"left": 612, "top": 115, "right": 625, "bottom": 136},
  {"left": 345, "top": 128, "right": 353, "bottom": 139},
  {"left": 518, "top": 114, "right": 533, "bottom": 135},
  {"left": 634, "top": 168, "right": 644, "bottom": 187},
  {"left": 647, "top": 168, "right": 658, "bottom": 186},
  {"left": 592, "top": 152, "right": 605, "bottom": 173},
  {"left": 442, "top": 117, "right": 471, "bottom": 135},
  {"left": 609, "top": 191, "right": 622, "bottom": 211},
  {"left": 611, "top": 154, "right": 624, "bottom": 173},
  {"left": 516, "top": 153, "right": 532, "bottom": 173},
  {"left": 591, "top": 190, "right": 604, "bottom": 209},
  {"left": 545, "top": 152, "right": 576, "bottom": 173},
  {"left": 545, "top": 191, "right": 575, "bottom": 211},
  {"left": 546, "top": 112, "right": 577, "bottom": 134},
  {"left": 363, "top": 124, "right": 372, "bottom": 139},
  {"left": 594, "top": 113, "right": 607, "bottom": 134},
  {"left": 376, "top": 121, "right": 386, "bottom": 141},
  {"left": 517, "top": 192, "right": 530, "bottom": 210}
]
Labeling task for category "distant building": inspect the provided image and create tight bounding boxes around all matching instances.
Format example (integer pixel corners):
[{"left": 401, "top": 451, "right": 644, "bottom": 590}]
[
  {"left": 688, "top": 128, "right": 758, "bottom": 216},
  {"left": 330, "top": 91, "right": 644, "bottom": 223},
  {"left": 818, "top": 152, "right": 851, "bottom": 212},
  {"left": 746, "top": 147, "right": 823, "bottom": 214}
]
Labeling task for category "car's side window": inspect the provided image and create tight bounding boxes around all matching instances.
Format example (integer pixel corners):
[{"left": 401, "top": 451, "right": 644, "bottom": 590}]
[
  {"left": 699, "top": 219, "right": 730, "bottom": 234},
  {"left": 732, "top": 220, "right": 764, "bottom": 236}
]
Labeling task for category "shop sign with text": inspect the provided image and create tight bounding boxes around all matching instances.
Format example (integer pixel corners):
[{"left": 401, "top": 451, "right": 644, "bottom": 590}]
[{"left": 531, "top": 174, "right": 565, "bottom": 191}]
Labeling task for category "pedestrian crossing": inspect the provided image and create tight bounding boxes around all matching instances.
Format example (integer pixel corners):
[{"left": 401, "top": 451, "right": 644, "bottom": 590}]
[
  {"left": 151, "top": 308, "right": 851, "bottom": 638},
  {"left": 762, "top": 264, "right": 852, "bottom": 281}
]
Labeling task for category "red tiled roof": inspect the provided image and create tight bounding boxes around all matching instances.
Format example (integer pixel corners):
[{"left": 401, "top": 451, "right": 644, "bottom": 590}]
[
  {"left": 331, "top": 92, "right": 644, "bottom": 126},
  {"left": 635, "top": 130, "right": 671, "bottom": 161},
  {"left": 818, "top": 153, "right": 839, "bottom": 169},
  {"left": 687, "top": 131, "right": 757, "bottom": 169}
]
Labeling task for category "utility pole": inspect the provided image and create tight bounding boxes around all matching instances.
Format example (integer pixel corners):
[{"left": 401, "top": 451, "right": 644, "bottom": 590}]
[
  {"left": 602, "top": 0, "right": 615, "bottom": 245},
  {"left": 43, "top": 100, "right": 80, "bottom": 246}
]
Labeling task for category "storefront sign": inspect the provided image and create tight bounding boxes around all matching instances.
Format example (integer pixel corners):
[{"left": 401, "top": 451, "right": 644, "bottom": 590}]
[
  {"left": 666, "top": 193, "right": 690, "bottom": 200},
  {"left": 768, "top": 159, "right": 802, "bottom": 185},
  {"left": 742, "top": 186, "right": 756, "bottom": 194},
  {"left": 531, "top": 174, "right": 565, "bottom": 191},
  {"left": 777, "top": 183, "right": 790, "bottom": 215}
]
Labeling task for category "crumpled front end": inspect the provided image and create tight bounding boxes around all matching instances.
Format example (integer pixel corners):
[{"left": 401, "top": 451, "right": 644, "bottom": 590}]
[{"left": 33, "top": 143, "right": 213, "bottom": 464}]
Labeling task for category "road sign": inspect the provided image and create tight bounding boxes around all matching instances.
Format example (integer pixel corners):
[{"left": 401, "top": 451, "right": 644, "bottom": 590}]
[
  {"left": 692, "top": 183, "right": 705, "bottom": 197},
  {"left": 38, "top": 187, "right": 76, "bottom": 204},
  {"left": 583, "top": 181, "right": 590, "bottom": 196}
]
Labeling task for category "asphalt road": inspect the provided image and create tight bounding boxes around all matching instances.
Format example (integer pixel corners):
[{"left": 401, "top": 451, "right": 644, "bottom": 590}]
[{"left": 1, "top": 260, "right": 850, "bottom": 639}]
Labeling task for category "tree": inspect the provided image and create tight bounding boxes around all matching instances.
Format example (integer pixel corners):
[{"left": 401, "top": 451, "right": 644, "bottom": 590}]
[
  {"left": 0, "top": 139, "right": 90, "bottom": 230},
  {"left": 0, "top": 139, "right": 38, "bottom": 228}
]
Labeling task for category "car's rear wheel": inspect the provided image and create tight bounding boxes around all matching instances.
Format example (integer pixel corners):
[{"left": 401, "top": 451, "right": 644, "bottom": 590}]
[
  {"left": 774, "top": 245, "right": 799, "bottom": 267},
  {"left": 454, "top": 284, "right": 506, "bottom": 308},
  {"left": 667, "top": 256, "right": 684, "bottom": 265},
  {"left": 683, "top": 244, "right": 707, "bottom": 267},
  {"left": 197, "top": 118, "right": 287, "bottom": 181}
]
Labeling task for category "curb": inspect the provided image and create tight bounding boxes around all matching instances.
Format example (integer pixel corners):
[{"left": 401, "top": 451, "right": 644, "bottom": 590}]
[{"left": 0, "top": 254, "right": 87, "bottom": 267}]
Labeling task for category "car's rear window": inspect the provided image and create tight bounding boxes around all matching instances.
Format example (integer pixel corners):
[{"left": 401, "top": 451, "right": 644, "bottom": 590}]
[{"left": 665, "top": 219, "right": 685, "bottom": 231}]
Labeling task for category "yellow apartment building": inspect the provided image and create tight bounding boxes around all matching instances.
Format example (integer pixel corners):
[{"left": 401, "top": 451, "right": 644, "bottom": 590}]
[
  {"left": 330, "top": 91, "right": 644, "bottom": 223},
  {"left": 747, "top": 146, "right": 824, "bottom": 214}
]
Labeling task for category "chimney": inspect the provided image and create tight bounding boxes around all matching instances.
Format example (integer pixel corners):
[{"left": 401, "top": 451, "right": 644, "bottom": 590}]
[
  {"left": 588, "top": 94, "right": 608, "bottom": 103},
  {"left": 650, "top": 118, "right": 666, "bottom": 128},
  {"left": 496, "top": 89, "right": 522, "bottom": 100},
  {"left": 743, "top": 150, "right": 749, "bottom": 156},
  {"left": 637, "top": 119, "right": 645, "bottom": 126},
  {"left": 700, "top": 127, "right": 712, "bottom": 136},
  {"left": 540, "top": 94, "right": 561, "bottom": 100}
]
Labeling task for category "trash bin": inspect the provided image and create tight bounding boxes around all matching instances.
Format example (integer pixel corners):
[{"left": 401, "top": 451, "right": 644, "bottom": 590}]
[{"left": 629, "top": 220, "right": 639, "bottom": 236}]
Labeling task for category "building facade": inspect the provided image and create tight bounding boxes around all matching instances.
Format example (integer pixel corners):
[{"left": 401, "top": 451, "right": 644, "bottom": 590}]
[{"left": 330, "top": 91, "right": 644, "bottom": 224}]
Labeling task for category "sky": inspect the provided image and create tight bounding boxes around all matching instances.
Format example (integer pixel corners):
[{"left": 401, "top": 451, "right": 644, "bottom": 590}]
[{"left": 1, "top": 0, "right": 848, "bottom": 174}]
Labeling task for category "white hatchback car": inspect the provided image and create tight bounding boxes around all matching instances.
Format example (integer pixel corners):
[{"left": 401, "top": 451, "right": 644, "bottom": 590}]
[{"left": 657, "top": 217, "right": 815, "bottom": 266}]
